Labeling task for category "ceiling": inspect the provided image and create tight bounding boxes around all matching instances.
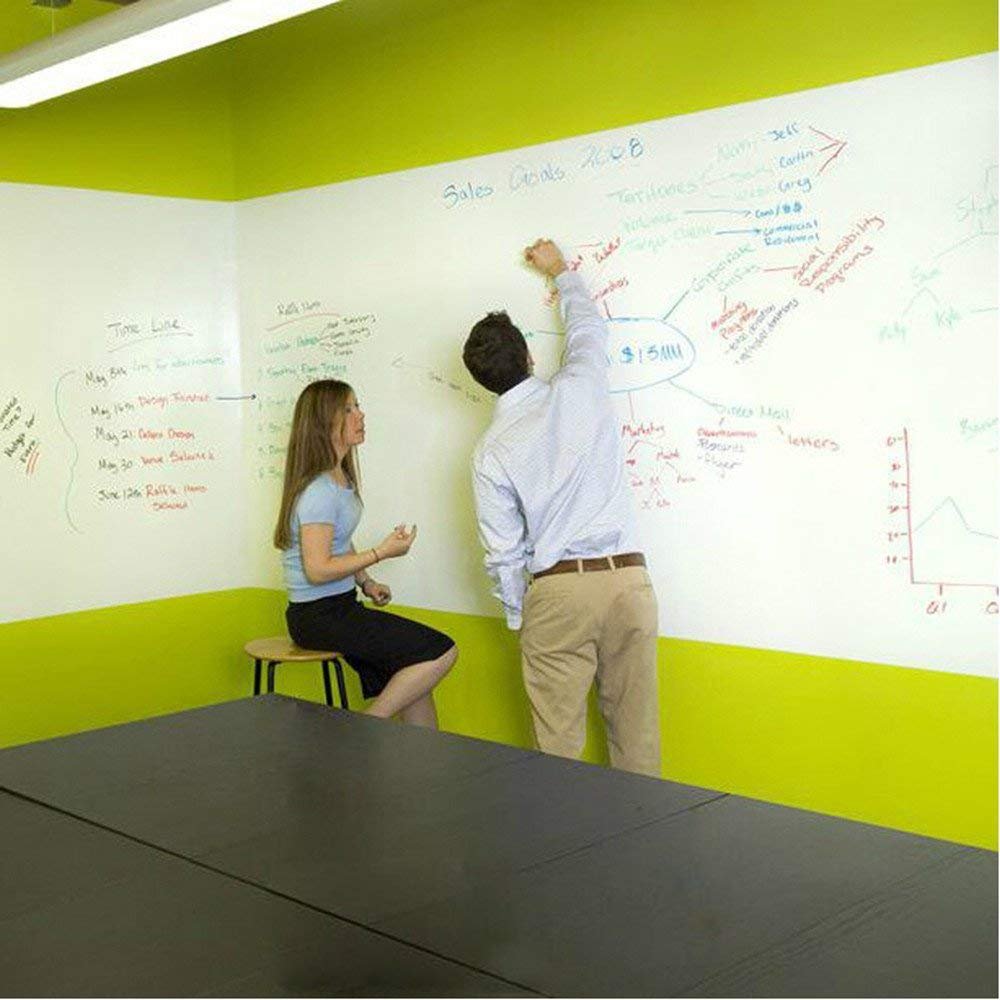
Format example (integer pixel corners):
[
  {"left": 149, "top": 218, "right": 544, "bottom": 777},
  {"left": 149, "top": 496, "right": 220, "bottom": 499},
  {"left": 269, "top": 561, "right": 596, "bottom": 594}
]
[{"left": 0, "top": 1, "right": 124, "bottom": 58}]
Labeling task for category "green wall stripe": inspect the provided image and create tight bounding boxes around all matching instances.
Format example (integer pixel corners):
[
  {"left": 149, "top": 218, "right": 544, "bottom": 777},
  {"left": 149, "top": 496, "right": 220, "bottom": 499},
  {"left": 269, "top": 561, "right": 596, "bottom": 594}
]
[
  {"left": 0, "top": 589, "right": 280, "bottom": 748},
  {"left": 2, "top": 589, "right": 994, "bottom": 850}
]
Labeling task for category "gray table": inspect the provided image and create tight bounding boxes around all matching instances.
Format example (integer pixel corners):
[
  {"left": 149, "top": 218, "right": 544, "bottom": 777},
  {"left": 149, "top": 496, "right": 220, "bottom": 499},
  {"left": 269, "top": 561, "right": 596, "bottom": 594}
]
[{"left": 0, "top": 695, "right": 994, "bottom": 996}]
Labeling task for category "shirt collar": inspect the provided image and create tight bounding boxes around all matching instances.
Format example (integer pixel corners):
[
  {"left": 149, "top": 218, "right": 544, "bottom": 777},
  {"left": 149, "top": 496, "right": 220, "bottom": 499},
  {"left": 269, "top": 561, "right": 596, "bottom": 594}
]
[{"left": 494, "top": 375, "right": 545, "bottom": 415}]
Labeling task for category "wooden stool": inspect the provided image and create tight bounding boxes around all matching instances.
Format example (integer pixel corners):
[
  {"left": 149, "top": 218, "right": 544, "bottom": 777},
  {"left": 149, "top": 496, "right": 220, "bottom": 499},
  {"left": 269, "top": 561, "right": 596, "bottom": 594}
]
[{"left": 244, "top": 637, "right": 350, "bottom": 710}]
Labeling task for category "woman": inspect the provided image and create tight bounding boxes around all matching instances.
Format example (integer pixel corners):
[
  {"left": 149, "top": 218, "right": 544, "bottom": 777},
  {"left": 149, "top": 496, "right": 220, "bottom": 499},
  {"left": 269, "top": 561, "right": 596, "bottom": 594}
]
[{"left": 274, "top": 379, "right": 456, "bottom": 728}]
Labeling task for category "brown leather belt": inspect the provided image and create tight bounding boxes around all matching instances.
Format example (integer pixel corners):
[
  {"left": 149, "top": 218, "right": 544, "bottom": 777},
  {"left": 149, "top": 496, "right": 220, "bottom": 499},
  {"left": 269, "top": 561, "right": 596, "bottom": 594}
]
[{"left": 532, "top": 552, "right": 646, "bottom": 580}]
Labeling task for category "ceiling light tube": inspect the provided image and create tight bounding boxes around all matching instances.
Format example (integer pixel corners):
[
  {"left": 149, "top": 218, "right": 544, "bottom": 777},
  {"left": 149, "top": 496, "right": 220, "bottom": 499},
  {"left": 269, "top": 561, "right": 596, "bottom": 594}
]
[{"left": 0, "top": 0, "right": 341, "bottom": 108}]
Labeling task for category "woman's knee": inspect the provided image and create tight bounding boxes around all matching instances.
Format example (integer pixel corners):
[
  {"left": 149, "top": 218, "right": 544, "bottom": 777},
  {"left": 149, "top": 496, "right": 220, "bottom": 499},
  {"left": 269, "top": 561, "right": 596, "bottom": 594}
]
[{"left": 437, "top": 643, "right": 458, "bottom": 675}]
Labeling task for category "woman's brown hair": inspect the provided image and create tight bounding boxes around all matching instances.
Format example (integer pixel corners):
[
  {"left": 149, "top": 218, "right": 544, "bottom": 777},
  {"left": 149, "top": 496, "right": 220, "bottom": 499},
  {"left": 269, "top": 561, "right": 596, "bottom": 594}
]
[{"left": 273, "top": 380, "right": 361, "bottom": 549}]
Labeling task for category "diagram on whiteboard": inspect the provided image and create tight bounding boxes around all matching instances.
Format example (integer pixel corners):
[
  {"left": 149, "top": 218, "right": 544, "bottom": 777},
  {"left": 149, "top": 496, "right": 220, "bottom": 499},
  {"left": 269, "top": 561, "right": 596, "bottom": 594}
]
[
  {"left": 237, "top": 54, "right": 996, "bottom": 676},
  {"left": 5, "top": 54, "right": 993, "bottom": 675}
]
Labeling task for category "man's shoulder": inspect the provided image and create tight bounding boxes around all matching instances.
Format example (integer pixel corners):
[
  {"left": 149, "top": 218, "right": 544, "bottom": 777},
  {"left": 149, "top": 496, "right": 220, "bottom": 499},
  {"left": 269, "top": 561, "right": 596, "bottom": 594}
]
[
  {"left": 471, "top": 429, "right": 497, "bottom": 471},
  {"left": 472, "top": 416, "right": 521, "bottom": 478}
]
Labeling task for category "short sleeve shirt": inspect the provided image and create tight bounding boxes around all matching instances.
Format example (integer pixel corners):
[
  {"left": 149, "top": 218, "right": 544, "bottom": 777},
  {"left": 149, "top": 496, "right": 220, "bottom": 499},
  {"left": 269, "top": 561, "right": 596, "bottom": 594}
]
[{"left": 283, "top": 473, "right": 363, "bottom": 602}]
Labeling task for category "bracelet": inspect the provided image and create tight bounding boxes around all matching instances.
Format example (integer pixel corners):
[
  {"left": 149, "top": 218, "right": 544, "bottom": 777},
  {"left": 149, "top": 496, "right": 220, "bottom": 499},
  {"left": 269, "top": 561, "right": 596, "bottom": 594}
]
[{"left": 370, "top": 547, "right": 380, "bottom": 564}]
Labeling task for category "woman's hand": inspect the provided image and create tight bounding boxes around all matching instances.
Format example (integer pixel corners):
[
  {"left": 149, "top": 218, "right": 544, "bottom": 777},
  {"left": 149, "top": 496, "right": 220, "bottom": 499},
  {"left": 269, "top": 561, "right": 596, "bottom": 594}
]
[
  {"left": 376, "top": 524, "right": 417, "bottom": 559},
  {"left": 361, "top": 579, "right": 392, "bottom": 606}
]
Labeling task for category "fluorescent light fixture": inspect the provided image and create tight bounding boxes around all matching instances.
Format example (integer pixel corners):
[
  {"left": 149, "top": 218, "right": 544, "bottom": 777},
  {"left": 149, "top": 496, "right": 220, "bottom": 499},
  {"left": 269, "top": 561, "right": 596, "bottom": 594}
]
[{"left": 0, "top": 0, "right": 342, "bottom": 107}]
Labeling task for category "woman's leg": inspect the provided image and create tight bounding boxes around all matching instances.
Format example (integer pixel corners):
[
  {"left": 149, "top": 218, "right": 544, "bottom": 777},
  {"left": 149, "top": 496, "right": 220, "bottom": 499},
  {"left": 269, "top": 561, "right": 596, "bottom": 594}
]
[
  {"left": 364, "top": 645, "right": 457, "bottom": 727},
  {"left": 399, "top": 693, "right": 438, "bottom": 728}
]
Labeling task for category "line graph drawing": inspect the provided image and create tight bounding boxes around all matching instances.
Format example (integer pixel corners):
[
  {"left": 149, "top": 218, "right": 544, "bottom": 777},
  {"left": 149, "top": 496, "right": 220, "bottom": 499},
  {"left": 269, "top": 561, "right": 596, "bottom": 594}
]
[
  {"left": 902, "top": 428, "right": 997, "bottom": 591},
  {"left": 913, "top": 496, "right": 998, "bottom": 541}
]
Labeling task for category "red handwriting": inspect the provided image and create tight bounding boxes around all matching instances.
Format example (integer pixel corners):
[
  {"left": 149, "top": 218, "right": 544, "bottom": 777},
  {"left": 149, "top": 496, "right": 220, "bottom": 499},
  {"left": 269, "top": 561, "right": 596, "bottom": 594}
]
[
  {"left": 138, "top": 427, "right": 195, "bottom": 440},
  {"left": 593, "top": 277, "right": 629, "bottom": 300},
  {"left": 697, "top": 427, "right": 758, "bottom": 439},
  {"left": 726, "top": 298, "right": 799, "bottom": 364},
  {"left": 782, "top": 429, "right": 840, "bottom": 452},
  {"left": 710, "top": 300, "right": 759, "bottom": 339},
  {"left": 593, "top": 237, "right": 622, "bottom": 265},
  {"left": 145, "top": 481, "right": 208, "bottom": 510},
  {"left": 621, "top": 421, "right": 665, "bottom": 438},
  {"left": 137, "top": 392, "right": 210, "bottom": 409},
  {"left": 794, "top": 215, "right": 885, "bottom": 293}
]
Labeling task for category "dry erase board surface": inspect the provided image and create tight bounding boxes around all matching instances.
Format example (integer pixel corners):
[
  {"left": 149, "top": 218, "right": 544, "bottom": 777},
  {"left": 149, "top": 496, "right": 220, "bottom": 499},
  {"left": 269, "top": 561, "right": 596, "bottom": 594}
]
[
  {"left": 0, "top": 185, "right": 247, "bottom": 621},
  {"left": 239, "top": 54, "right": 997, "bottom": 676},
  {"left": 2, "top": 56, "right": 994, "bottom": 676}
]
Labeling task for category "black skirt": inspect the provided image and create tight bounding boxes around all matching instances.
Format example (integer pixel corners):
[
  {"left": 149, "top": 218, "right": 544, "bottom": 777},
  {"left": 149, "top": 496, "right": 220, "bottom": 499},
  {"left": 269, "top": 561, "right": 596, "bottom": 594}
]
[{"left": 286, "top": 590, "right": 455, "bottom": 700}]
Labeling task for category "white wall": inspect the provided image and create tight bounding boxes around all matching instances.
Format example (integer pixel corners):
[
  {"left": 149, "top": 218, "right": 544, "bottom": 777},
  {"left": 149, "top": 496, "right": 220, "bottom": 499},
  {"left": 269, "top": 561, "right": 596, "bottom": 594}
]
[{"left": 3, "top": 54, "right": 995, "bottom": 675}]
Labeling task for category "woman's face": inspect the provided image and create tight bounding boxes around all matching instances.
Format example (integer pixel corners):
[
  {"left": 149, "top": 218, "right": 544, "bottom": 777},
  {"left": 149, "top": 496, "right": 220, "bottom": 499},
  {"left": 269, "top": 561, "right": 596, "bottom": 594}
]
[{"left": 333, "top": 391, "right": 365, "bottom": 455}]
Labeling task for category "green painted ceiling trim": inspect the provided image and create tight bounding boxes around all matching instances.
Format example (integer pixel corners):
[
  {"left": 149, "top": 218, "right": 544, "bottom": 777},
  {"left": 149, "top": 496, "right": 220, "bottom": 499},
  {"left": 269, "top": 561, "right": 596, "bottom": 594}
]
[
  {"left": 229, "top": 0, "right": 999, "bottom": 200},
  {"left": 0, "top": 0, "right": 995, "bottom": 200},
  {"left": 0, "top": 44, "right": 237, "bottom": 200}
]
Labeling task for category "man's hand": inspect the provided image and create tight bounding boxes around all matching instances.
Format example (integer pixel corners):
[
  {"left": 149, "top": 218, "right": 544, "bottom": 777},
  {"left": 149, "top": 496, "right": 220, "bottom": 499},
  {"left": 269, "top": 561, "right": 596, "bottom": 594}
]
[{"left": 524, "top": 238, "right": 567, "bottom": 278}]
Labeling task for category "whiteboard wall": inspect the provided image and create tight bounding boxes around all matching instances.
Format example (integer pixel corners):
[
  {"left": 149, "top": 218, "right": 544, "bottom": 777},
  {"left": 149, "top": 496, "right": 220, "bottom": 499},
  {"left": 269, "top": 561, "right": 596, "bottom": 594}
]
[
  {"left": 2, "top": 54, "right": 995, "bottom": 678},
  {"left": 0, "top": 185, "right": 247, "bottom": 620},
  {"left": 239, "top": 54, "right": 997, "bottom": 677}
]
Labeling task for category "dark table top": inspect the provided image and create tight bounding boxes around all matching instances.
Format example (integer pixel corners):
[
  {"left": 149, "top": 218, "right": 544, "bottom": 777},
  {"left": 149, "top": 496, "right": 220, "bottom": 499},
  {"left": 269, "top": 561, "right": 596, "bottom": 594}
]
[
  {"left": 0, "top": 789, "right": 536, "bottom": 997},
  {"left": 0, "top": 695, "right": 995, "bottom": 997}
]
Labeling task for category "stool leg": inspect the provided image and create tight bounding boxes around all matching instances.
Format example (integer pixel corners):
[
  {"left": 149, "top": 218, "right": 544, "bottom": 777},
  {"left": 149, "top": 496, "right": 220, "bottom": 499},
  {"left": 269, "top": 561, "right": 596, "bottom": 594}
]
[
  {"left": 321, "top": 661, "right": 334, "bottom": 707},
  {"left": 266, "top": 660, "right": 277, "bottom": 694},
  {"left": 334, "top": 657, "right": 350, "bottom": 710},
  {"left": 253, "top": 659, "right": 262, "bottom": 697}
]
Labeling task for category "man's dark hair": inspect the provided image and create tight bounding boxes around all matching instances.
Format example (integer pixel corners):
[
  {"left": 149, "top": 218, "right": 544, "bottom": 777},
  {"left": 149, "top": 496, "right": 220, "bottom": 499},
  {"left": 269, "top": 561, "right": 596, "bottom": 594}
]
[{"left": 463, "top": 311, "right": 530, "bottom": 396}]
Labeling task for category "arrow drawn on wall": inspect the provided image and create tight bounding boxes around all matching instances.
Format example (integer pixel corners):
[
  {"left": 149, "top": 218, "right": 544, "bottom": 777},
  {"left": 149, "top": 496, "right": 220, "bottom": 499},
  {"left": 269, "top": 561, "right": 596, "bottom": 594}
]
[{"left": 810, "top": 126, "right": 848, "bottom": 175}]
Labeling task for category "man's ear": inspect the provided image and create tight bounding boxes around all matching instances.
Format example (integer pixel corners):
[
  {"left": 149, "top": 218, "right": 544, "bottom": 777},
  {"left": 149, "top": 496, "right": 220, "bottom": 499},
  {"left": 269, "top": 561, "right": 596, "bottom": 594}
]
[{"left": 528, "top": 350, "right": 535, "bottom": 374}]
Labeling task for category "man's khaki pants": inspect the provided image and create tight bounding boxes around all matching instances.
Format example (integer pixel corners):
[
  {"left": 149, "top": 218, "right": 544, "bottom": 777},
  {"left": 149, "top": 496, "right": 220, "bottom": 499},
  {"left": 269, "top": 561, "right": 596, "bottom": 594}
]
[{"left": 520, "top": 564, "right": 661, "bottom": 777}]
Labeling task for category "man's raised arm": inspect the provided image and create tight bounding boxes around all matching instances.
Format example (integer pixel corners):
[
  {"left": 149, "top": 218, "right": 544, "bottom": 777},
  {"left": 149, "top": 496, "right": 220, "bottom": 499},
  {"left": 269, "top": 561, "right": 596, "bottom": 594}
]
[{"left": 524, "top": 238, "right": 608, "bottom": 377}]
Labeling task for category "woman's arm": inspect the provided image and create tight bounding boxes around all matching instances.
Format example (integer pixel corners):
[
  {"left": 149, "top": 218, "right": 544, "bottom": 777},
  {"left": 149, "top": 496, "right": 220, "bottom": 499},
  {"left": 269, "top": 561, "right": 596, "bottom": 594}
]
[
  {"left": 300, "top": 524, "right": 381, "bottom": 585},
  {"left": 351, "top": 543, "right": 372, "bottom": 588},
  {"left": 300, "top": 523, "right": 416, "bottom": 585},
  {"left": 351, "top": 543, "right": 393, "bottom": 606}
]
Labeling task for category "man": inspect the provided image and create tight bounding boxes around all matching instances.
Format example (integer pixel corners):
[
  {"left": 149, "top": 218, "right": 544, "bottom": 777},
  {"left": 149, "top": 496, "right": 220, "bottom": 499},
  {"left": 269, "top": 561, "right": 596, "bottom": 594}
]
[{"left": 462, "top": 238, "right": 661, "bottom": 777}]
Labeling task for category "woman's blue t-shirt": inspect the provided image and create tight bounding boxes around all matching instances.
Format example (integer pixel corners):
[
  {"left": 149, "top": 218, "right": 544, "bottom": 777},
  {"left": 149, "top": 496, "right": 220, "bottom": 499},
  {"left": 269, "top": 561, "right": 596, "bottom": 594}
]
[{"left": 283, "top": 473, "right": 363, "bottom": 602}]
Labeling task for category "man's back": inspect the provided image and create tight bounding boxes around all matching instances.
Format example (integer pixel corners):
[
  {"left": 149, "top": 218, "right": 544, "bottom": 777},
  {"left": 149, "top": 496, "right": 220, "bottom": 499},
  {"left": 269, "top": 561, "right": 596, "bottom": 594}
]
[
  {"left": 472, "top": 268, "right": 642, "bottom": 625},
  {"left": 474, "top": 273, "right": 639, "bottom": 570},
  {"left": 465, "top": 239, "right": 661, "bottom": 778}
]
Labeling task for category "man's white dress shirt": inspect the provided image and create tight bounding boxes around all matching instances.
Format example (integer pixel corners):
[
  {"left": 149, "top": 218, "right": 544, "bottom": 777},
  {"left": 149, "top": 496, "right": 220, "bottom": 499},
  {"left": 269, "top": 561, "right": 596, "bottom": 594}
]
[{"left": 472, "top": 269, "right": 642, "bottom": 630}]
